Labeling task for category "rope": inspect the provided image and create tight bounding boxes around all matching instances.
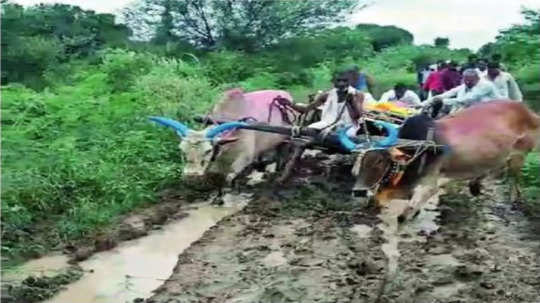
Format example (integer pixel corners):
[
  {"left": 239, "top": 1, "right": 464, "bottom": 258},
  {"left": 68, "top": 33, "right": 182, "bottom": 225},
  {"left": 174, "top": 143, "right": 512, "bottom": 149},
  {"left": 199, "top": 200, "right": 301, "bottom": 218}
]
[
  {"left": 362, "top": 118, "right": 371, "bottom": 143},
  {"left": 291, "top": 126, "right": 301, "bottom": 137},
  {"left": 268, "top": 96, "right": 298, "bottom": 125},
  {"left": 417, "top": 127, "right": 434, "bottom": 174}
]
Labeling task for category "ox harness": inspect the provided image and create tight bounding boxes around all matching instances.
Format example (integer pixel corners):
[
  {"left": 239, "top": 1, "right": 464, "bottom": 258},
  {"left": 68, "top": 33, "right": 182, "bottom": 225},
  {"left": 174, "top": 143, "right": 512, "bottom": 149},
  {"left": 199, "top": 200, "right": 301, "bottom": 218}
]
[{"left": 353, "top": 125, "right": 440, "bottom": 191}]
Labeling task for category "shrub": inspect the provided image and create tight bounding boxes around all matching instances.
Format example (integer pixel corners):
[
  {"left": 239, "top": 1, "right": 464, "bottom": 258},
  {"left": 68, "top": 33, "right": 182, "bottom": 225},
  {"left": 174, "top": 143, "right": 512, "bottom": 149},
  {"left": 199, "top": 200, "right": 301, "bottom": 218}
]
[
  {"left": 521, "top": 152, "right": 540, "bottom": 203},
  {"left": 201, "top": 50, "right": 254, "bottom": 84},
  {"left": 99, "top": 48, "right": 154, "bottom": 92},
  {"left": 1, "top": 36, "right": 65, "bottom": 89}
]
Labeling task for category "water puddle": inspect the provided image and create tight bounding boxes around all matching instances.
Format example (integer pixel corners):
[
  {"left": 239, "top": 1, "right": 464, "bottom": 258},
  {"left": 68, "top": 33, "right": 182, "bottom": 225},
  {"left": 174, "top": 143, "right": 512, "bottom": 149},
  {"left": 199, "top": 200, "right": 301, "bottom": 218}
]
[
  {"left": 246, "top": 171, "right": 265, "bottom": 186},
  {"left": 431, "top": 282, "right": 467, "bottom": 298},
  {"left": 262, "top": 251, "right": 287, "bottom": 267},
  {"left": 350, "top": 224, "right": 373, "bottom": 238},
  {"left": 51, "top": 199, "right": 249, "bottom": 303},
  {"left": 7, "top": 194, "right": 251, "bottom": 303},
  {"left": 426, "top": 254, "right": 460, "bottom": 267},
  {"left": 2, "top": 255, "right": 71, "bottom": 283}
]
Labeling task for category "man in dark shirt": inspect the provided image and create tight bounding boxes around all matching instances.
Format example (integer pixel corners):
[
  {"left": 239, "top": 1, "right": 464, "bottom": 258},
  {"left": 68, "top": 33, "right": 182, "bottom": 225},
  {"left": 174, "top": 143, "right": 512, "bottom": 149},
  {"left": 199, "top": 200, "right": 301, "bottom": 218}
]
[
  {"left": 461, "top": 54, "right": 478, "bottom": 72},
  {"left": 441, "top": 61, "right": 462, "bottom": 91}
]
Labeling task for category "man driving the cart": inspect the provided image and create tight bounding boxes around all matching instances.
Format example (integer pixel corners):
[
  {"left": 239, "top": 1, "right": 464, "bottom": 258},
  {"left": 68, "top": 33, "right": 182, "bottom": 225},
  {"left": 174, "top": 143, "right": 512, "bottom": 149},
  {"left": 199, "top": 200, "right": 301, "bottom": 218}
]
[
  {"left": 275, "top": 68, "right": 365, "bottom": 137},
  {"left": 273, "top": 68, "right": 365, "bottom": 183}
]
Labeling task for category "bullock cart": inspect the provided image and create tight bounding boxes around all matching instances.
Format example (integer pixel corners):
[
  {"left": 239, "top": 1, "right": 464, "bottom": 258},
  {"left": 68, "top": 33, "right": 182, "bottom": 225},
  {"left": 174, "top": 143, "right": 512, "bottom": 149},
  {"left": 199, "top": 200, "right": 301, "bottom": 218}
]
[
  {"left": 194, "top": 115, "right": 439, "bottom": 154},
  {"left": 194, "top": 115, "right": 445, "bottom": 182}
]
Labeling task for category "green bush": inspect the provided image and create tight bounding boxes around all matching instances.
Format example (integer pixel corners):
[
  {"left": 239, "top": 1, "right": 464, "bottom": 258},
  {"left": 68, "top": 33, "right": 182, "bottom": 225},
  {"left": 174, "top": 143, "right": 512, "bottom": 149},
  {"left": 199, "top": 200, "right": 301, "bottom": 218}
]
[
  {"left": 201, "top": 50, "right": 255, "bottom": 84},
  {"left": 99, "top": 48, "right": 154, "bottom": 92},
  {"left": 1, "top": 36, "right": 65, "bottom": 89},
  {"left": 135, "top": 59, "right": 219, "bottom": 123},
  {"left": 238, "top": 73, "right": 280, "bottom": 92},
  {"left": 1, "top": 56, "right": 214, "bottom": 256},
  {"left": 521, "top": 152, "right": 540, "bottom": 203},
  {"left": 513, "top": 62, "right": 540, "bottom": 111}
]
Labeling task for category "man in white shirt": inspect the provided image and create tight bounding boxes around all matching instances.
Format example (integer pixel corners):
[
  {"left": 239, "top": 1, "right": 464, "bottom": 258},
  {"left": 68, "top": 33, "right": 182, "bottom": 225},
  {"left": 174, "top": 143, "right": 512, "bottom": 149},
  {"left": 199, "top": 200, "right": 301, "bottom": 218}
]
[
  {"left": 274, "top": 69, "right": 364, "bottom": 183},
  {"left": 484, "top": 62, "right": 523, "bottom": 101},
  {"left": 476, "top": 59, "right": 488, "bottom": 78},
  {"left": 426, "top": 69, "right": 502, "bottom": 114},
  {"left": 379, "top": 83, "right": 422, "bottom": 107}
]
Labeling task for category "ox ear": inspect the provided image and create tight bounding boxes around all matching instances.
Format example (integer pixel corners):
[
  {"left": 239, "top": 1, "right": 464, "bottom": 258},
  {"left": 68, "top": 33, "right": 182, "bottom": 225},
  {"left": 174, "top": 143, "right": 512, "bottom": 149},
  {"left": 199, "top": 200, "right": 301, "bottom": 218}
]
[
  {"left": 389, "top": 148, "right": 411, "bottom": 165},
  {"left": 513, "top": 134, "right": 535, "bottom": 151},
  {"left": 217, "top": 136, "right": 239, "bottom": 145}
]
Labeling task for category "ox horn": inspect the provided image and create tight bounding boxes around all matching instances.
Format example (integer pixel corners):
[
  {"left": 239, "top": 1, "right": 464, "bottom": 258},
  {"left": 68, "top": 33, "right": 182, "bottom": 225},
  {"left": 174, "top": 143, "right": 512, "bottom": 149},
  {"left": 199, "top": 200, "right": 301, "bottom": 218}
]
[
  {"left": 372, "top": 121, "right": 399, "bottom": 148},
  {"left": 148, "top": 116, "right": 191, "bottom": 137},
  {"left": 338, "top": 121, "right": 399, "bottom": 151},
  {"left": 205, "top": 121, "right": 248, "bottom": 139}
]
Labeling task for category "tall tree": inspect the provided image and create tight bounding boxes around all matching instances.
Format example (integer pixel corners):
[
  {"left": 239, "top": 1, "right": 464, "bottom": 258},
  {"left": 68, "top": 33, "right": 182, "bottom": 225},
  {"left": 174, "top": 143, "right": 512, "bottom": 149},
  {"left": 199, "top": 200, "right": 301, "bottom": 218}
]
[
  {"left": 1, "top": 1, "right": 131, "bottom": 86},
  {"left": 434, "top": 37, "right": 450, "bottom": 48},
  {"left": 355, "top": 24, "right": 414, "bottom": 51},
  {"left": 123, "top": 0, "right": 365, "bottom": 50}
]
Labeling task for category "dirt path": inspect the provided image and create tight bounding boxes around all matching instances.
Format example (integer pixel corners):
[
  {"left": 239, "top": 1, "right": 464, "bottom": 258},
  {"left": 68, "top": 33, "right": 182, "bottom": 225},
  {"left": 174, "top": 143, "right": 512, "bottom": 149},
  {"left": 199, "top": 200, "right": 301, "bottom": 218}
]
[
  {"left": 145, "top": 176, "right": 540, "bottom": 303},
  {"left": 4, "top": 154, "right": 539, "bottom": 303}
]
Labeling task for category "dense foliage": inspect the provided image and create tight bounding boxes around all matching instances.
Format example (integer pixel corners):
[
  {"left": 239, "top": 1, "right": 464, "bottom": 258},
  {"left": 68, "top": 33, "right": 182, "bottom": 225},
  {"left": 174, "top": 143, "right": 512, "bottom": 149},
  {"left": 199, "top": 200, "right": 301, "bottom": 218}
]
[
  {"left": 1, "top": 1, "right": 538, "bottom": 263},
  {"left": 1, "top": 2, "right": 131, "bottom": 89}
]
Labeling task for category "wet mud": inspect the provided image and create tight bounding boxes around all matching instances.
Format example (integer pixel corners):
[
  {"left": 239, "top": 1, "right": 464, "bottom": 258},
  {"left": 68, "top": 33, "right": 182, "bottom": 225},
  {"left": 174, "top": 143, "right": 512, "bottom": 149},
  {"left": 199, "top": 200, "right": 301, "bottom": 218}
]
[
  {"left": 4, "top": 152, "right": 540, "bottom": 303},
  {"left": 145, "top": 154, "right": 540, "bottom": 303}
]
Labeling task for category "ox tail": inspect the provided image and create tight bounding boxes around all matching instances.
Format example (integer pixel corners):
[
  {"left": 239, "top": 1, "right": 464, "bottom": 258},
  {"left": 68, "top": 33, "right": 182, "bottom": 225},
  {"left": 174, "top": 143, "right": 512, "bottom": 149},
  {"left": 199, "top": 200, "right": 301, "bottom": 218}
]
[{"left": 149, "top": 116, "right": 191, "bottom": 137}]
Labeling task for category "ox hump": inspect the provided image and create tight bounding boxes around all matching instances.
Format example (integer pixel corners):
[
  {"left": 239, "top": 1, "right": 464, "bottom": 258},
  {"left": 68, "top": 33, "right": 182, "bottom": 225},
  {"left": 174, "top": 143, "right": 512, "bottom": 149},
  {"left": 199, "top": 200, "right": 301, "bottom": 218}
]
[{"left": 223, "top": 88, "right": 245, "bottom": 100}]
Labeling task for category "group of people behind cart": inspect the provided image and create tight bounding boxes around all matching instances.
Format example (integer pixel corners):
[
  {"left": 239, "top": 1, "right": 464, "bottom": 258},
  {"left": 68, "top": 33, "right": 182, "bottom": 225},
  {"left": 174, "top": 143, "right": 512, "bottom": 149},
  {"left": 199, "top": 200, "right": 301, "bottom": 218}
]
[
  {"left": 277, "top": 52, "right": 523, "bottom": 137},
  {"left": 333, "top": 53, "right": 523, "bottom": 119},
  {"left": 415, "top": 53, "right": 522, "bottom": 115}
]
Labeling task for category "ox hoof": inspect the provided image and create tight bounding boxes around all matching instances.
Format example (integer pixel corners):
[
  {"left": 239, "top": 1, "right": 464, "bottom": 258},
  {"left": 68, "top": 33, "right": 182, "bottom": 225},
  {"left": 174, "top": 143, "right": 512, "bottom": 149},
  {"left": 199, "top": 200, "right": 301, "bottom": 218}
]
[
  {"left": 210, "top": 194, "right": 224, "bottom": 206},
  {"left": 398, "top": 208, "right": 420, "bottom": 224},
  {"left": 468, "top": 182, "right": 482, "bottom": 196},
  {"left": 225, "top": 174, "right": 237, "bottom": 186},
  {"left": 351, "top": 190, "right": 374, "bottom": 208},
  {"left": 352, "top": 189, "right": 368, "bottom": 198}
]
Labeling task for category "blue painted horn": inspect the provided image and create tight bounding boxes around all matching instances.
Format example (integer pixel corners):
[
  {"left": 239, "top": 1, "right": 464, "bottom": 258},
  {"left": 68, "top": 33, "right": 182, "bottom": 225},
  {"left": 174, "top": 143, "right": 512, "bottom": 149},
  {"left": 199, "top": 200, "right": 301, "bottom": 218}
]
[
  {"left": 148, "top": 116, "right": 191, "bottom": 137},
  {"left": 338, "top": 121, "right": 399, "bottom": 152},
  {"left": 373, "top": 121, "right": 399, "bottom": 148},
  {"left": 206, "top": 121, "right": 248, "bottom": 139},
  {"left": 337, "top": 126, "right": 359, "bottom": 151}
]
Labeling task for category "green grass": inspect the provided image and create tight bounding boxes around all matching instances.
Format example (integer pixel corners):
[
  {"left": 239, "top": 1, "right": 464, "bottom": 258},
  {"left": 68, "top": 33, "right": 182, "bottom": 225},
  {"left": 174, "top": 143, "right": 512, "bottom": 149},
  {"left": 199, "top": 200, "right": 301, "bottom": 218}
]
[
  {"left": 521, "top": 152, "right": 540, "bottom": 203},
  {"left": 0, "top": 50, "right": 219, "bottom": 261}
]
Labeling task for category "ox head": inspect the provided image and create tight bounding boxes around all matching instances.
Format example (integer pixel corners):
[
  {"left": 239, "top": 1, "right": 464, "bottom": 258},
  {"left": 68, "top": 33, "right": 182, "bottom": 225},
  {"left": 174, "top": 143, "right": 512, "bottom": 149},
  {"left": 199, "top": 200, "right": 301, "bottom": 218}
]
[
  {"left": 149, "top": 117, "right": 246, "bottom": 178},
  {"left": 350, "top": 148, "right": 410, "bottom": 199},
  {"left": 337, "top": 121, "right": 402, "bottom": 200}
]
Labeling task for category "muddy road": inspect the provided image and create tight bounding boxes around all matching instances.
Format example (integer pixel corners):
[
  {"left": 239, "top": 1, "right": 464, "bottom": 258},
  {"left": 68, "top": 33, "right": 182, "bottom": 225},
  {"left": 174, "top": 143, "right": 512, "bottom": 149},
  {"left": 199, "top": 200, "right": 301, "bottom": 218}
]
[
  {"left": 145, "top": 155, "right": 540, "bottom": 303},
  {"left": 3, "top": 154, "right": 540, "bottom": 303}
]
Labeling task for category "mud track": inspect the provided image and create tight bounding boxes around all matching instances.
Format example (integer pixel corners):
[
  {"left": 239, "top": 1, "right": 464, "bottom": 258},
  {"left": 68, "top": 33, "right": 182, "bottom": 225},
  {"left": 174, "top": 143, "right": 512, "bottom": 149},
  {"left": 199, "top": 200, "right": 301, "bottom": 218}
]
[
  {"left": 4, "top": 154, "right": 539, "bottom": 303},
  {"left": 144, "top": 155, "right": 540, "bottom": 303}
]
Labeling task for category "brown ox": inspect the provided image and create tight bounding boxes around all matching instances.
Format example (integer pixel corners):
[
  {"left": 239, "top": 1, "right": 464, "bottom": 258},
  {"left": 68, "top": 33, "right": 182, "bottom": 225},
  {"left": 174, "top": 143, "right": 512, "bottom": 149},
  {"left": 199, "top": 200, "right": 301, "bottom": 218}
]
[{"left": 351, "top": 100, "right": 540, "bottom": 222}]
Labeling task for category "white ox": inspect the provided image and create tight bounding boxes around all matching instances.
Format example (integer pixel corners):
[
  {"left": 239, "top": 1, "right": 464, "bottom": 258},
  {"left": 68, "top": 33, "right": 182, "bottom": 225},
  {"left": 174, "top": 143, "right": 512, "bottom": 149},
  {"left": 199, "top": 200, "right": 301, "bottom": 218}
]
[{"left": 149, "top": 88, "right": 295, "bottom": 184}]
